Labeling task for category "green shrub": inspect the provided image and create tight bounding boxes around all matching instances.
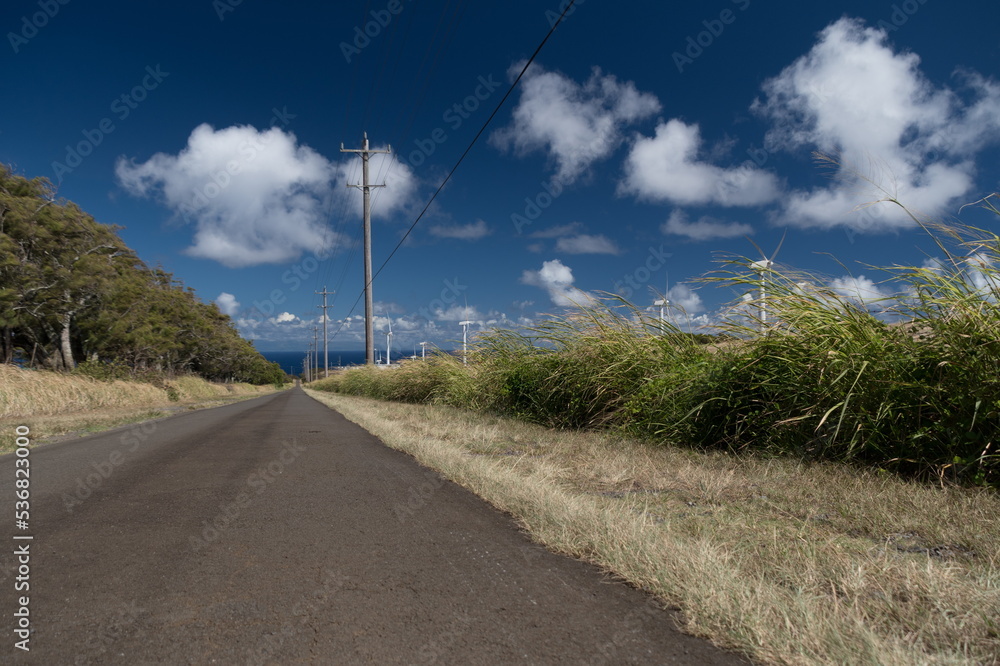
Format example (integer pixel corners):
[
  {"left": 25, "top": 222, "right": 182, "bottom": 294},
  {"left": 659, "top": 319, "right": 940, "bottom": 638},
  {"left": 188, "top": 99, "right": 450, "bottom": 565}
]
[
  {"left": 72, "top": 359, "right": 134, "bottom": 382},
  {"left": 309, "top": 199, "right": 1000, "bottom": 487}
]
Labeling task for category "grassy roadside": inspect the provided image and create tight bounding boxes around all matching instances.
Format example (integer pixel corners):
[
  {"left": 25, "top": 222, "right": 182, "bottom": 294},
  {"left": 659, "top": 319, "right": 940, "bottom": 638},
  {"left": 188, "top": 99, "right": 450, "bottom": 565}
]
[
  {"left": 309, "top": 208, "right": 1000, "bottom": 489},
  {"left": 0, "top": 364, "right": 287, "bottom": 452},
  {"left": 304, "top": 389, "right": 1000, "bottom": 666}
]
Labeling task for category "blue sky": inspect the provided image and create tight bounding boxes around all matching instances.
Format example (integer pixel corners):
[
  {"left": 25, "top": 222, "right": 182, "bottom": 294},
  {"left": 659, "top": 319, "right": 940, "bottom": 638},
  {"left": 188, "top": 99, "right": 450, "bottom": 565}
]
[{"left": 3, "top": 0, "right": 999, "bottom": 352}]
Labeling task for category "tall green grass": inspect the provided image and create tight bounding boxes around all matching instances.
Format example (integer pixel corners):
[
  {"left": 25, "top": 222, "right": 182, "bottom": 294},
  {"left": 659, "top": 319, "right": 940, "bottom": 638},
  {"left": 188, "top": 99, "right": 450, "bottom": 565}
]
[
  {"left": 315, "top": 201, "right": 1000, "bottom": 487},
  {"left": 310, "top": 354, "right": 477, "bottom": 406}
]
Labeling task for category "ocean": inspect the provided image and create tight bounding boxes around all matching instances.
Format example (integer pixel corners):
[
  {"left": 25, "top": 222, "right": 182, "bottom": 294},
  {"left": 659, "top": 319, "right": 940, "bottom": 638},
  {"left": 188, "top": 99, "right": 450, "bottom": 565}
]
[{"left": 260, "top": 350, "right": 415, "bottom": 375}]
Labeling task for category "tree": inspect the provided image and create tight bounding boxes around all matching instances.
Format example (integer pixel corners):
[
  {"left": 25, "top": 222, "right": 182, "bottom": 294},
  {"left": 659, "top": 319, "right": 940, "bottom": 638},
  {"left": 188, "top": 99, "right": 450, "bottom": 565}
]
[{"left": 1, "top": 163, "right": 284, "bottom": 384}]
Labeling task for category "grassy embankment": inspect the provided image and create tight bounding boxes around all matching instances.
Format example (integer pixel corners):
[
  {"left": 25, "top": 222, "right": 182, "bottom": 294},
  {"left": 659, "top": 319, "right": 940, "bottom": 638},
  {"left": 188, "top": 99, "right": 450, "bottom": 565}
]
[
  {"left": 304, "top": 207, "right": 1000, "bottom": 664},
  {"left": 0, "top": 364, "right": 285, "bottom": 452},
  {"left": 311, "top": 207, "right": 1000, "bottom": 487}
]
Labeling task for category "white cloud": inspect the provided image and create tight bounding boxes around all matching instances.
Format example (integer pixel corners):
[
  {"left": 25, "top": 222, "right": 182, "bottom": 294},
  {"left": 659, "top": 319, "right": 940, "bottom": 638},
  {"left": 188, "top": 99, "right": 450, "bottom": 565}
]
[
  {"left": 231, "top": 299, "right": 542, "bottom": 351},
  {"left": 921, "top": 257, "right": 946, "bottom": 273},
  {"left": 116, "top": 124, "right": 339, "bottom": 268},
  {"left": 527, "top": 222, "right": 620, "bottom": 255},
  {"left": 520, "top": 259, "right": 595, "bottom": 307},
  {"left": 529, "top": 222, "right": 583, "bottom": 239},
  {"left": 116, "top": 124, "right": 418, "bottom": 268},
  {"left": 662, "top": 209, "right": 753, "bottom": 241},
  {"left": 648, "top": 284, "right": 705, "bottom": 324},
  {"left": 235, "top": 306, "right": 506, "bottom": 350},
  {"left": 753, "top": 17, "right": 1000, "bottom": 230},
  {"left": 236, "top": 310, "right": 307, "bottom": 334},
  {"left": 433, "top": 304, "right": 484, "bottom": 323},
  {"left": 355, "top": 151, "right": 419, "bottom": 220},
  {"left": 555, "top": 234, "right": 621, "bottom": 255},
  {"left": 663, "top": 283, "right": 705, "bottom": 314},
  {"left": 391, "top": 317, "right": 420, "bottom": 332},
  {"left": 828, "top": 275, "right": 892, "bottom": 308},
  {"left": 966, "top": 253, "right": 1000, "bottom": 297},
  {"left": 428, "top": 219, "right": 491, "bottom": 240},
  {"left": 215, "top": 292, "right": 240, "bottom": 316},
  {"left": 620, "top": 119, "right": 781, "bottom": 206},
  {"left": 372, "top": 301, "right": 408, "bottom": 316},
  {"left": 492, "top": 63, "right": 660, "bottom": 184}
]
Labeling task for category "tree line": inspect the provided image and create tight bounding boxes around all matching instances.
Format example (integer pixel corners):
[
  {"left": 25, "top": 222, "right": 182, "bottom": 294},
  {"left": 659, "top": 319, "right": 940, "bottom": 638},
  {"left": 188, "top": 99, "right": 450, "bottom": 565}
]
[{"left": 0, "top": 164, "right": 285, "bottom": 385}]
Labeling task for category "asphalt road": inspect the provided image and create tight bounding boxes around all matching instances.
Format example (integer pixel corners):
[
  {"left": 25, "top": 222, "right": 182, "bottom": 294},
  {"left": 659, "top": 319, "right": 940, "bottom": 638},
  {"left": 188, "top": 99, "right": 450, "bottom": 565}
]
[{"left": 1, "top": 386, "right": 750, "bottom": 664}]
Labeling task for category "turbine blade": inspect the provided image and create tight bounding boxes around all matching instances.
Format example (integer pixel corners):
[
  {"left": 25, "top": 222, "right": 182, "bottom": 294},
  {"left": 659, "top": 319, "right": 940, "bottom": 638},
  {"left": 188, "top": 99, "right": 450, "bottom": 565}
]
[
  {"left": 745, "top": 234, "right": 768, "bottom": 262},
  {"left": 770, "top": 229, "right": 787, "bottom": 263}
]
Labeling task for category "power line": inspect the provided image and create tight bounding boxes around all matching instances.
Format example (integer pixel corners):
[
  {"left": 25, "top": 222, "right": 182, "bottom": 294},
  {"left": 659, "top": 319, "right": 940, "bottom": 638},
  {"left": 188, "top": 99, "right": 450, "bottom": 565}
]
[
  {"left": 327, "top": 0, "right": 577, "bottom": 338},
  {"left": 314, "top": 2, "right": 470, "bottom": 325}
]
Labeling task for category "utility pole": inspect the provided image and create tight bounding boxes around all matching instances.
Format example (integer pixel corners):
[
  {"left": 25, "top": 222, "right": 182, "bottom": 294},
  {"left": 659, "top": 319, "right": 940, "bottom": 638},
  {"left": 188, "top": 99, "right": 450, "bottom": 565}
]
[
  {"left": 341, "top": 132, "right": 391, "bottom": 365},
  {"left": 303, "top": 353, "right": 310, "bottom": 383},
  {"left": 316, "top": 286, "right": 334, "bottom": 378},
  {"left": 312, "top": 326, "right": 319, "bottom": 380}
]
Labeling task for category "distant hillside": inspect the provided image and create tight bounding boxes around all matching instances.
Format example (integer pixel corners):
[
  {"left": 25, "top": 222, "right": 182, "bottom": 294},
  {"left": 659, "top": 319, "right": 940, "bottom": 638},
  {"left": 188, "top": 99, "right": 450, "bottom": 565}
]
[{"left": 0, "top": 164, "right": 284, "bottom": 385}]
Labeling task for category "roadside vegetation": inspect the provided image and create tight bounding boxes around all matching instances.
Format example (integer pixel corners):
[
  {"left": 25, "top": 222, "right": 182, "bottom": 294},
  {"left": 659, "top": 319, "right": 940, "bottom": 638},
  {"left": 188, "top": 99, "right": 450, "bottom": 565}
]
[
  {"left": 311, "top": 197, "right": 1000, "bottom": 489},
  {"left": 0, "top": 164, "right": 285, "bottom": 385},
  {"left": 0, "top": 363, "right": 281, "bottom": 452}
]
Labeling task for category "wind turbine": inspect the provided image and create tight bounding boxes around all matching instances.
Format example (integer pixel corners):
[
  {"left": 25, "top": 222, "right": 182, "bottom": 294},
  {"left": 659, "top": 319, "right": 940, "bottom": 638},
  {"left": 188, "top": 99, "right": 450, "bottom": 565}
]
[
  {"left": 385, "top": 314, "right": 393, "bottom": 366},
  {"left": 419, "top": 341, "right": 429, "bottom": 360},
  {"left": 747, "top": 231, "right": 786, "bottom": 328},
  {"left": 459, "top": 321, "right": 473, "bottom": 365},
  {"left": 653, "top": 272, "right": 669, "bottom": 328}
]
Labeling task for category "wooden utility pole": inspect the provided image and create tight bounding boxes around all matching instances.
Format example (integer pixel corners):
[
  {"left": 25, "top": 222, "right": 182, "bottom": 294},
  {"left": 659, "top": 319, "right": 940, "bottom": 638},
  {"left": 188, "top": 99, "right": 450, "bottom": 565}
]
[
  {"left": 341, "top": 132, "right": 391, "bottom": 365},
  {"left": 312, "top": 326, "right": 319, "bottom": 381},
  {"left": 316, "top": 287, "right": 334, "bottom": 378}
]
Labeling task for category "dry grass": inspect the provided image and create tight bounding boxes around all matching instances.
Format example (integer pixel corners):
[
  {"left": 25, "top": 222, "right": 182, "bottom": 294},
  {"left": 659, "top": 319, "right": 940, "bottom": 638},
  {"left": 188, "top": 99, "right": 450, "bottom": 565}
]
[
  {"left": 0, "top": 364, "right": 283, "bottom": 451},
  {"left": 0, "top": 364, "right": 165, "bottom": 418},
  {"left": 304, "top": 389, "right": 1000, "bottom": 666},
  {"left": 0, "top": 364, "right": 277, "bottom": 419}
]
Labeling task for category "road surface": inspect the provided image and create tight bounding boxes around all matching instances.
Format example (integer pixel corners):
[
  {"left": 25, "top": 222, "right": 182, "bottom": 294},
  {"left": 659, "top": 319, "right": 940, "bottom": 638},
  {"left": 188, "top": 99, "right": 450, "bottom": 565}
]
[{"left": 1, "top": 386, "right": 749, "bottom": 664}]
